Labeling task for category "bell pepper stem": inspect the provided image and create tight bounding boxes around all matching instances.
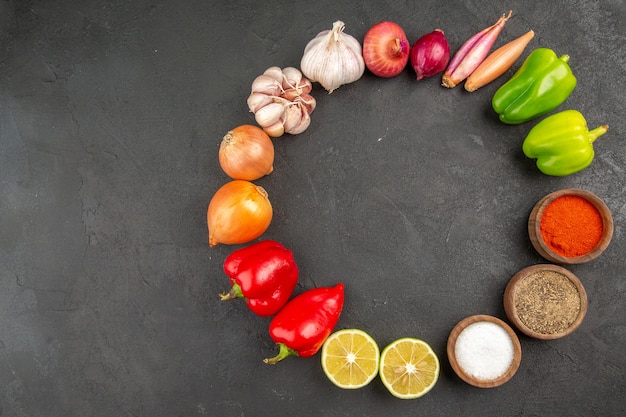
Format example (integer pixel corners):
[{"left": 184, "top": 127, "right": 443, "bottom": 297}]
[
  {"left": 588, "top": 125, "right": 609, "bottom": 143},
  {"left": 219, "top": 282, "right": 243, "bottom": 301},
  {"left": 263, "top": 343, "right": 299, "bottom": 365}
]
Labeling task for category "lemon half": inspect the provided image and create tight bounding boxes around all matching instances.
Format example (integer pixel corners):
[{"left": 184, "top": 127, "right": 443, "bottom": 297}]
[
  {"left": 321, "top": 329, "right": 380, "bottom": 389},
  {"left": 379, "top": 337, "right": 440, "bottom": 399}
]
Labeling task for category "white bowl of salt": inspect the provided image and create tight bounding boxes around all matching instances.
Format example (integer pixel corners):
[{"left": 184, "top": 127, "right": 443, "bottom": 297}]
[{"left": 447, "top": 314, "right": 522, "bottom": 388}]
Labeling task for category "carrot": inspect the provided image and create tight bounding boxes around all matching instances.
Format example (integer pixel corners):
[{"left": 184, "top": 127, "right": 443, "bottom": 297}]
[{"left": 464, "top": 30, "right": 535, "bottom": 92}]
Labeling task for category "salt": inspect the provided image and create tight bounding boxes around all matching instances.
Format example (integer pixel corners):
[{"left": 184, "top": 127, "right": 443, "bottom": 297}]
[{"left": 454, "top": 321, "right": 514, "bottom": 381}]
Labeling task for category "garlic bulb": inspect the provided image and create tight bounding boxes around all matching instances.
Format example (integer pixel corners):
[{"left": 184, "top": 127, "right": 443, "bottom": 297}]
[
  {"left": 247, "top": 66, "right": 316, "bottom": 137},
  {"left": 300, "top": 21, "right": 365, "bottom": 93}
]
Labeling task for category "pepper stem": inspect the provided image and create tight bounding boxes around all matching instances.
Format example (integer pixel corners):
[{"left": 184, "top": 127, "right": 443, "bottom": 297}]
[
  {"left": 263, "top": 343, "right": 299, "bottom": 365},
  {"left": 219, "top": 282, "right": 243, "bottom": 301},
  {"left": 588, "top": 125, "right": 609, "bottom": 143}
]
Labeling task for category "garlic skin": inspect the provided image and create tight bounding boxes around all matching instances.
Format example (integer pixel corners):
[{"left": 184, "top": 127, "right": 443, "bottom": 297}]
[
  {"left": 300, "top": 21, "right": 365, "bottom": 93},
  {"left": 247, "top": 66, "right": 316, "bottom": 137}
]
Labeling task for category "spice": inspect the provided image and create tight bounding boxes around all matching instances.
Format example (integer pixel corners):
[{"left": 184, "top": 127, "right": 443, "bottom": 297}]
[
  {"left": 514, "top": 270, "right": 581, "bottom": 335},
  {"left": 540, "top": 195, "right": 603, "bottom": 257},
  {"left": 454, "top": 321, "right": 514, "bottom": 381}
]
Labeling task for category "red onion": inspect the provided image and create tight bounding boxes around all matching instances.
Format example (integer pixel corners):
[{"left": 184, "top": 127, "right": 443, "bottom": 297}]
[
  {"left": 410, "top": 29, "right": 450, "bottom": 80},
  {"left": 362, "top": 21, "right": 410, "bottom": 78}
]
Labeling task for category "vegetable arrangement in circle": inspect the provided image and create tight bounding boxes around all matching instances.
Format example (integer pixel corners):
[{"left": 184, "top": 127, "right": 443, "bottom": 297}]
[{"left": 208, "top": 10, "right": 611, "bottom": 398}]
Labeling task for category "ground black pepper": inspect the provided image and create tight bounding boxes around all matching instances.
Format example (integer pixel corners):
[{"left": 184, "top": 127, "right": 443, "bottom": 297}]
[{"left": 514, "top": 270, "right": 581, "bottom": 335}]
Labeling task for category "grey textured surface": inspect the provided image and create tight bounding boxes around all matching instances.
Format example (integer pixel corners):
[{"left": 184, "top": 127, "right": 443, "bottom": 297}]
[{"left": 1, "top": 0, "right": 625, "bottom": 416}]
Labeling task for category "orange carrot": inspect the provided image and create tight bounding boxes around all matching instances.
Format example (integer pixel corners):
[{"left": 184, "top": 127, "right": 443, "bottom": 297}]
[{"left": 464, "top": 30, "right": 535, "bottom": 92}]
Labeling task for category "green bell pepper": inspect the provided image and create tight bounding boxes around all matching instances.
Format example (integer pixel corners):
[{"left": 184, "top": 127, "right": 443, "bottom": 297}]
[
  {"left": 522, "top": 110, "right": 608, "bottom": 176},
  {"left": 492, "top": 48, "right": 577, "bottom": 124}
]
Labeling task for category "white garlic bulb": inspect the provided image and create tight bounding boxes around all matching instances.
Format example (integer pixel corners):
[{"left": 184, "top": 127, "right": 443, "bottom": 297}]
[
  {"left": 300, "top": 21, "right": 365, "bottom": 93},
  {"left": 247, "top": 66, "right": 316, "bottom": 137}
]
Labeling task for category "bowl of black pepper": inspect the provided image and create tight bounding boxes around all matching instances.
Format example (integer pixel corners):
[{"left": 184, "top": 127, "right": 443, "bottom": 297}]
[{"left": 503, "top": 264, "right": 588, "bottom": 340}]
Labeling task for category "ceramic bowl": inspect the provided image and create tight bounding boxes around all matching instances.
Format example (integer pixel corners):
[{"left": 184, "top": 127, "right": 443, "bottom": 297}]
[
  {"left": 504, "top": 264, "right": 588, "bottom": 340},
  {"left": 447, "top": 315, "right": 522, "bottom": 388},
  {"left": 528, "top": 188, "right": 613, "bottom": 264}
]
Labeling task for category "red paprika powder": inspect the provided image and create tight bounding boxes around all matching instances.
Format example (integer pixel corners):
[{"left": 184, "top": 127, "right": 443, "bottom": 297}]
[{"left": 540, "top": 195, "right": 603, "bottom": 257}]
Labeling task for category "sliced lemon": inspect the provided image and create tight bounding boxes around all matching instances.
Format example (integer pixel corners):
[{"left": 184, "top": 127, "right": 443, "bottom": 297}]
[
  {"left": 379, "top": 337, "right": 440, "bottom": 399},
  {"left": 321, "top": 328, "right": 380, "bottom": 389}
]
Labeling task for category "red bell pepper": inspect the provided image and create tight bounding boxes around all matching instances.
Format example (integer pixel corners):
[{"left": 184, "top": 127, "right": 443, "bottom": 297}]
[
  {"left": 263, "top": 283, "right": 344, "bottom": 364},
  {"left": 219, "top": 240, "right": 298, "bottom": 316}
]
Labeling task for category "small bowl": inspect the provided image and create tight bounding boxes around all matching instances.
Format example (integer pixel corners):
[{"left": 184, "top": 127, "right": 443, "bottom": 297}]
[
  {"left": 528, "top": 188, "right": 613, "bottom": 264},
  {"left": 447, "top": 315, "right": 522, "bottom": 388},
  {"left": 504, "top": 264, "right": 588, "bottom": 340}
]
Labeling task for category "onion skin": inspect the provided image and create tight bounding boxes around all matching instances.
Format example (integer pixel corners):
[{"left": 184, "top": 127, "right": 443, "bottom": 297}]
[
  {"left": 219, "top": 125, "right": 274, "bottom": 181},
  {"left": 464, "top": 30, "right": 535, "bottom": 92},
  {"left": 410, "top": 29, "right": 450, "bottom": 80},
  {"left": 207, "top": 180, "right": 273, "bottom": 247},
  {"left": 363, "top": 21, "right": 410, "bottom": 78}
]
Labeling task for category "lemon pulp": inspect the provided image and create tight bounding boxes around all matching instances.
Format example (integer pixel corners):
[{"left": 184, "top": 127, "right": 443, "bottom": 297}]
[
  {"left": 321, "top": 329, "right": 380, "bottom": 389},
  {"left": 379, "top": 337, "right": 440, "bottom": 399}
]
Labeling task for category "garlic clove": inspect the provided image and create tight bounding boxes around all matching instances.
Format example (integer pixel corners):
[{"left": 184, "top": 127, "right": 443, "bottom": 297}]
[
  {"left": 281, "top": 88, "right": 300, "bottom": 102},
  {"left": 254, "top": 102, "right": 285, "bottom": 128},
  {"left": 282, "top": 104, "right": 302, "bottom": 133},
  {"left": 263, "top": 66, "right": 285, "bottom": 83},
  {"left": 280, "top": 80, "right": 313, "bottom": 101},
  {"left": 281, "top": 67, "right": 303, "bottom": 90},
  {"left": 263, "top": 119, "right": 285, "bottom": 137},
  {"left": 296, "top": 93, "right": 316, "bottom": 114},
  {"left": 251, "top": 74, "right": 283, "bottom": 96},
  {"left": 271, "top": 95, "right": 290, "bottom": 105},
  {"left": 247, "top": 92, "right": 274, "bottom": 113},
  {"left": 287, "top": 107, "right": 310, "bottom": 135},
  {"left": 297, "top": 78, "right": 313, "bottom": 95}
]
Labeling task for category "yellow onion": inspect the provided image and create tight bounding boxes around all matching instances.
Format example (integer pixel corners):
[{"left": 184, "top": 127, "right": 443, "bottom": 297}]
[
  {"left": 207, "top": 180, "right": 272, "bottom": 247},
  {"left": 219, "top": 125, "right": 274, "bottom": 180}
]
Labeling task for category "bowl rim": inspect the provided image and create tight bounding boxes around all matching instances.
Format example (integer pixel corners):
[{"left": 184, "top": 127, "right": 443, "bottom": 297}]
[
  {"left": 528, "top": 188, "right": 614, "bottom": 265},
  {"left": 503, "top": 264, "right": 588, "bottom": 340},
  {"left": 446, "top": 314, "right": 522, "bottom": 388}
]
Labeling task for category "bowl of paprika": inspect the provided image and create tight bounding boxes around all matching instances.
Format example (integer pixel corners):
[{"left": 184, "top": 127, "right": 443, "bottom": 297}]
[{"left": 528, "top": 188, "right": 613, "bottom": 264}]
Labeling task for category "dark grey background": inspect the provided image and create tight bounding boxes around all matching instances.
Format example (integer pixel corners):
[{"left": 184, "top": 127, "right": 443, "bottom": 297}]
[{"left": 1, "top": 0, "right": 625, "bottom": 416}]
